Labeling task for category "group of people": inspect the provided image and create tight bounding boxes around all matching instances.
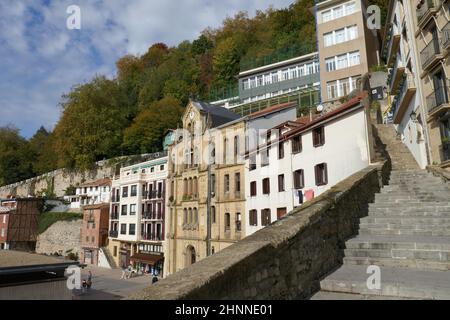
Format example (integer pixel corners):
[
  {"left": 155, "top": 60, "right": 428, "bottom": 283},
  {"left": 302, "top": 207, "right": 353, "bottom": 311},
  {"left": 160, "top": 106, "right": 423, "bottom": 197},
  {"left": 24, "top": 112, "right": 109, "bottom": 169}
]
[{"left": 120, "top": 263, "right": 159, "bottom": 284}]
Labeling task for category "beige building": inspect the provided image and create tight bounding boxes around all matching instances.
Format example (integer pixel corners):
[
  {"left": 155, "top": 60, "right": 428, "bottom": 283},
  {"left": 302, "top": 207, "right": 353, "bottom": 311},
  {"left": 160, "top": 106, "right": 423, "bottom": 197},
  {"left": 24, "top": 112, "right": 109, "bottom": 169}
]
[
  {"left": 413, "top": 0, "right": 450, "bottom": 168},
  {"left": 165, "top": 100, "right": 299, "bottom": 276},
  {"left": 315, "top": 0, "right": 380, "bottom": 102}
]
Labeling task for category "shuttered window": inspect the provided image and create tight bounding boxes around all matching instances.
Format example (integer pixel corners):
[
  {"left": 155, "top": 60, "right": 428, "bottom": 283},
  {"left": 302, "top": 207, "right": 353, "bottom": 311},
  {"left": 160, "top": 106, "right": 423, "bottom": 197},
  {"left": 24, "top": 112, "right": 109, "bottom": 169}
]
[
  {"left": 292, "top": 135, "right": 302, "bottom": 154},
  {"left": 293, "top": 169, "right": 305, "bottom": 189},
  {"left": 278, "top": 174, "right": 285, "bottom": 192},
  {"left": 315, "top": 163, "right": 328, "bottom": 186},
  {"left": 249, "top": 210, "right": 258, "bottom": 226},
  {"left": 250, "top": 181, "right": 257, "bottom": 196},
  {"left": 261, "top": 209, "right": 271, "bottom": 226},
  {"left": 313, "top": 127, "right": 325, "bottom": 147},
  {"left": 262, "top": 178, "right": 270, "bottom": 195}
]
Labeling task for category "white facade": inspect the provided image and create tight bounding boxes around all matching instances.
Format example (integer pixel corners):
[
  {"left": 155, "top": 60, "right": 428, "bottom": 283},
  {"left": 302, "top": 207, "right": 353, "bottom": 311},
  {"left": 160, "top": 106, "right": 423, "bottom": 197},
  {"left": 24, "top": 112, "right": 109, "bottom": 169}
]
[
  {"left": 386, "top": 0, "right": 429, "bottom": 169},
  {"left": 109, "top": 157, "right": 168, "bottom": 249},
  {"left": 245, "top": 103, "right": 372, "bottom": 235},
  {"left": 65, "top": 183, "right": 111, "bottom": 210}
]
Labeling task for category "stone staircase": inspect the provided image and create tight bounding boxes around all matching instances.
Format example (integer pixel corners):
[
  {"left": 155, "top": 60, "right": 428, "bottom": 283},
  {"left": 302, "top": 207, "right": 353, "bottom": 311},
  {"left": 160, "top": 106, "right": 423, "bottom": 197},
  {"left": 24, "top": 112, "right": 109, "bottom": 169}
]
[
  {"left": 100, "top": 246, "right": 118, "bottom": 269},
  {"left": 312, "top": 125, "right": 450, "bottom": 300}
]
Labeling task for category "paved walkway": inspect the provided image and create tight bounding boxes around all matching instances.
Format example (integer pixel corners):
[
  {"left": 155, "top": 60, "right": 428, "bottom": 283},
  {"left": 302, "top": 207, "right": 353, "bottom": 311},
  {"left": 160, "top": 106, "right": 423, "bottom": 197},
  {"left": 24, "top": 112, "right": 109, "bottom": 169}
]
[{"left": 73, "top": 266, "right": 156, "bottom": 300}]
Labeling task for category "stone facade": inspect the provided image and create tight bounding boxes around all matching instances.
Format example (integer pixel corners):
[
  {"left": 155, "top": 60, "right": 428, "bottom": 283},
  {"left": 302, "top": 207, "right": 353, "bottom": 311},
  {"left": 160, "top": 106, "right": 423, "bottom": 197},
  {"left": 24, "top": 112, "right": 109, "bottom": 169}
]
[
  {"left": 36, "top": 219, "right": 82, "bottom": 257},
  {"left": 130, "top": 160, "right": 390, "bottom": 300}
]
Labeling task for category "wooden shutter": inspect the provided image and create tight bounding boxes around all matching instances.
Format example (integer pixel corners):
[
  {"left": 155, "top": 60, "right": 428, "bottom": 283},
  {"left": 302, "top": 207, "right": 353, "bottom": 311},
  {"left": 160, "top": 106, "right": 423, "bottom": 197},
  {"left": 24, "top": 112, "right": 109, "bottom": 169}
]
[
  {"left": 314, "top": 165, "right": 319, "bottom": 186},
  {"left": 321, "top": 127, "right": 325, "bottom": 145},
  {"left": 323, "top": 163, "right": 328, "bottom": 184}
]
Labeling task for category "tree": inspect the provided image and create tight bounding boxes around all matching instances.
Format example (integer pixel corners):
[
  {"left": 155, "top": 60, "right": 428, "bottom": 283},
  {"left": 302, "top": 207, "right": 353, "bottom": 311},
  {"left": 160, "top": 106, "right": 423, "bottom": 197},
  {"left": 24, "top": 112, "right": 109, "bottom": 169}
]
[
  {"left": 123, "top": 97, "right": 184, "bottom": 154},
  {"left": 52, "top": 76, "right": 129, "bottom": 171},
  {"left": 213, "top": 37, "right": 240, "bottom": 89},
  {"left": 0, "top": 126, "right": 34, "bottom": 186}
]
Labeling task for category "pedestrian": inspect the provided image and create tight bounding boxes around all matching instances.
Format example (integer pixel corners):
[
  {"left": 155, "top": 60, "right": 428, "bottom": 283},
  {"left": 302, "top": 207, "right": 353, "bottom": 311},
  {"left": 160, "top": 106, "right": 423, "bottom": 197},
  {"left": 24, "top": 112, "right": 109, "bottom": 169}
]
[
  {"left": 87, "top": 271, "right": 92, "bottom": 289},
  {"left": 152, "top": 276, "right": 159, "bottom": 284},
  {"left": 120, "top": 266, "right": 126, "bottom": 280}
]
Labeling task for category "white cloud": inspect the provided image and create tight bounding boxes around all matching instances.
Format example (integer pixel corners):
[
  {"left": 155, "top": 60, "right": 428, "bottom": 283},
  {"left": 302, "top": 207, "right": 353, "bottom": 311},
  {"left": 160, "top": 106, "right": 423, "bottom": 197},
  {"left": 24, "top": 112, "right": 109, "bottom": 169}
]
[{"left": 0, "top": 0, "right": 293, "bottom": 138}]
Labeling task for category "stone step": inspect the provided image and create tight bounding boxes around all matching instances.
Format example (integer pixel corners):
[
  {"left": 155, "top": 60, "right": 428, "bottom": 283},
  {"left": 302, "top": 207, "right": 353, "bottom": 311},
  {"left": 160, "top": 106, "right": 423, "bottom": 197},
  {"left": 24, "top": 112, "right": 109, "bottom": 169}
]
[
  {"left": 373, "top": 196, "right": 450, "bottom": 203},
  {"left": 344, "top": 248, "right": 450, "bottom": 262},
  {"left": 360, "top": 216, "right": 450, "bottom": 225},
  {"left": 343, "top": 256, "right": 450, "bottom": 271},
  {"left": 358, "top": 228, "right": 450, "bottom": 237},
  {"left": 319, "top": 265, "right": 450, "bottom": 299},
  {"left": 345, "top": 235, "right": 450, "bottom": 251},
  {"left": 310, "top": 291, "right": 414, "bottom": 300},
  {"left": 368, "top": 210, "right": 450, "bottom": 218},
  {"left": 369, "top": 202, "right": 450, "bottom": 209},
  {"left": 359, "top": 222, "right": 450, "bottom": 231}
]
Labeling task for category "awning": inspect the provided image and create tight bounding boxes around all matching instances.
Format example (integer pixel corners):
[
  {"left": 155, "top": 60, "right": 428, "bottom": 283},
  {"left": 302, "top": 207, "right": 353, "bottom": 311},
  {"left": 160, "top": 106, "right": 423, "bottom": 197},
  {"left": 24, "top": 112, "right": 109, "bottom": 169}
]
[{"left": 130, "top": 253, "right": 164, "bottom": 265}]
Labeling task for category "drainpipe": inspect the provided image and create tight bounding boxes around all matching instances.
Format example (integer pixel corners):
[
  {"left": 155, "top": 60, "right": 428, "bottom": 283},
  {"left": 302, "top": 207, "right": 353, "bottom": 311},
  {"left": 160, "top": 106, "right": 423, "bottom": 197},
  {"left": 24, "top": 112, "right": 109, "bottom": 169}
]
[{"left": 206, "top": 131, "right": 212, "bottom": 257}]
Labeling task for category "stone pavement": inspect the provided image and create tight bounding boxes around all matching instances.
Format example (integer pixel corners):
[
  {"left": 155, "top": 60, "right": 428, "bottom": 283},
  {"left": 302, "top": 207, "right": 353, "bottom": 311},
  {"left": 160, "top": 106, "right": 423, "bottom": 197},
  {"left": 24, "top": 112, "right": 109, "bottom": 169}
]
[{"left": 73, "top": 266, "right": 156, "bottom": 300}]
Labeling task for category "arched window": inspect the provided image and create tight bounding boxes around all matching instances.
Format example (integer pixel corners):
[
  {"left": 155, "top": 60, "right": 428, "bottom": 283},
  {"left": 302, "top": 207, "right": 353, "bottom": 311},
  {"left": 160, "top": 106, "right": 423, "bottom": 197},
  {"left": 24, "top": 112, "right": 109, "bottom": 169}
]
[
  {"left": 193, "top": 177, "right": 198, "bottom": 196},
  {"left": 234, "top": 135, "right": 240, "bottom": 163},
  {"left": 188, "top": 208, "right": 193, "bottom": 224},
  {"left": 188, "top": 178, "right": 193, "bottom": 196},
  {"left": 183, "top": 208, "right": 188, "bottom": 224},
  {"left": 183, "top": 178, "right": 188, "bottom": 196},
  {"left": 211, "top": 206, "right": 216, "bottom": 224},
  {"left": 194, "top": 208, "right": 198, "bottom": 224},
  {"left": 223, "top": 137, "right": 228, "bottom": 164},
  {"left": 186, "top": 245, "right": 196, "bottom": 266}
]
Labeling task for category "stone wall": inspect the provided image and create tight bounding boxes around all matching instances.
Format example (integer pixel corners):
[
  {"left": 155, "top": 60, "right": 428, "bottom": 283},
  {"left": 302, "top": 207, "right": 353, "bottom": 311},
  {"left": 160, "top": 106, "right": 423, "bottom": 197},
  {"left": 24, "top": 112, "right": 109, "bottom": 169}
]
[
  {"left": 130, "top": 161, "right": 389, "bottom": 300},
  {"left": 36, "top": 219, "right": 82, "bottom": 257}
]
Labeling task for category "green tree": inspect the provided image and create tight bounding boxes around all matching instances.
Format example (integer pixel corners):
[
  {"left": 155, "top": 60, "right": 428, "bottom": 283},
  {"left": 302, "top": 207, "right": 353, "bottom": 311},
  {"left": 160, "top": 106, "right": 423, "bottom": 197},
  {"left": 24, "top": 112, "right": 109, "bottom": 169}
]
[{"left": 123, "top": 97, "right": 184, "bottom": 154}]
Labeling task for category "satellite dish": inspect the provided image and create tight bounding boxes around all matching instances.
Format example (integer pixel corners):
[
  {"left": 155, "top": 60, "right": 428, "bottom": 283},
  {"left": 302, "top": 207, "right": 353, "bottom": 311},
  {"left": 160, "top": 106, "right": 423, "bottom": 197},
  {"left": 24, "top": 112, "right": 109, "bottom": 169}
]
[{"left": 316, "top": 104, "right": 324, "bottom": 112}]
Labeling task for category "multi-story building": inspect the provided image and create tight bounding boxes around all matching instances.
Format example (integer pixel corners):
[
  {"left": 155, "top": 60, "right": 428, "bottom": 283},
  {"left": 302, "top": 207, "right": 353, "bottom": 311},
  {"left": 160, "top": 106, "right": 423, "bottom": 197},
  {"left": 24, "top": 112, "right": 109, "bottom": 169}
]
[
  {"left": 0, "top": 198, "right": 43, "bottom": 251},
  {"left": 245, "top": 93, "right": 375, "bottom": 234},
  {"left": 315, "top": 0, "right": 380, "bottom": 102},
  {"left": 413, "top": 0, "right": 450, "bottom": 169},
  {"left": 210, "top": 53, "right": 321, "bottom": 117},
  {"left": 108, "top": 156, "right": 167, "bottom": 275},
  {"left": 64, "top": 178, "right": 111, "bottom": 210},
  {"left": 165, "top": 100, "right": 303, "bottom": 276},
  {"left": 382, "top": 0, "right": 429, "bottom": 169},
  {"left": 80, "top": 203, "right": 110, "bottom": 266}
]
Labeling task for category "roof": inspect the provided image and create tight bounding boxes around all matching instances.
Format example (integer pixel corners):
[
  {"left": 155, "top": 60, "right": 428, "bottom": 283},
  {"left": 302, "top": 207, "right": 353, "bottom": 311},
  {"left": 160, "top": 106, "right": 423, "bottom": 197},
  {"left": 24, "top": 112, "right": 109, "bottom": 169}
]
[
  {"left": 284, "top": 92, "right": 367, "bottom": 140},
  {"left": 0, "top": 251, "right": 77, "bottom": 270},
  {"left": 247, "top": 102, "right": 297, "bottom": 120},
  {"left": 191, "top": 100, "right": 240, "bottom": 128},
  {"left": 80, "top": 178, "right": 111, "bottom": 188}
]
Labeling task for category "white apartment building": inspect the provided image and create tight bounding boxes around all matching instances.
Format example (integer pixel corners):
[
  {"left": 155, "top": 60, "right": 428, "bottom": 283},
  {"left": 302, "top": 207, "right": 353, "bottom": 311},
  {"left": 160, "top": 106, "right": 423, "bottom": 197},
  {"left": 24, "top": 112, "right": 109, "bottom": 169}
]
[
  {"left": 108, "top": 156, "right": 168, "bottom": 275},
  {"left": 245, "top": 94, "right": 374, "bottom": 235},
  {"left": 64, "top": 178, "right": 111, "bottom": 210}
]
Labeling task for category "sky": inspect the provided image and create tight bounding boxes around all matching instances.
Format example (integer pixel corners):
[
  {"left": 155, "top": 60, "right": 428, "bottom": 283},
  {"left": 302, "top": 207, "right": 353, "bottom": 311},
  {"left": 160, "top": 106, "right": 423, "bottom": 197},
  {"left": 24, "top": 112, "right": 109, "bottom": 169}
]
[{"left": 0, "top": 0, "right": 293, "bottom": 138}]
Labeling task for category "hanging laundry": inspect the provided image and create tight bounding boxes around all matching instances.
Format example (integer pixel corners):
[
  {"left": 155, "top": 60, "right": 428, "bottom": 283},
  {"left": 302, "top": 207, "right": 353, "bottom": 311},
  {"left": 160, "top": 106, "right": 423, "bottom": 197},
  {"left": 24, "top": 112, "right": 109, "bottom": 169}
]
[
  {"left": 298, "top": 189, "right": 304, "bottom": 204},
  {"left": 304, "top": 189, "right": 315, "bottom": 201}
]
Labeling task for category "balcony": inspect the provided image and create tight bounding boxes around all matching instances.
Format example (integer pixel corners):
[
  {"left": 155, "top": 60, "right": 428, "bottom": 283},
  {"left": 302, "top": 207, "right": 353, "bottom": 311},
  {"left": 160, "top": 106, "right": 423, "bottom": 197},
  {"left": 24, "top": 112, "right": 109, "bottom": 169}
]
[
  {"left": 110, "top": 213, "right": 119, "bottom": 220},
  {"left": 147, "top": 190, "right": 163, "bottom": 200},
  {"left": 111, "top": 196, "right": 120, "bottom": 203},
  {"left": 141, "top": 233, "right": 162, "bottom": 242},
  {"left": 442, "top": 22, "right": 450, "bottom": 50},
  {"left": 142, "top": 212, "right": 162, "bottom": 220},
  {"left": 109, "top": 230, "right": 118, "bottom": 238},
  {"left": 417, "top": 0, "right": 441, "bottom": 29},
  {"left": 392, "top": 73, "right": 417, "bottom": 124},
  {"left": 421, "top": 38, "right": 444, "bottom": 72},
  {"left": 383, "top": 23, "right": 400, "bottom": 66},
  {"left": 426, "top": 85, "right": 450, "bottom": 118},
  {"left": 388, "top": 54, "right": 405, "bottom": 93}
]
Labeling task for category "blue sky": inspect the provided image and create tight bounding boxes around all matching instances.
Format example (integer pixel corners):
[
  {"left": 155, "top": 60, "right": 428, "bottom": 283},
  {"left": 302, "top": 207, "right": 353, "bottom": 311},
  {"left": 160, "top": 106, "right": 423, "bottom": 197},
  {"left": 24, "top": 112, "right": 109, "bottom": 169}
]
[{"left": 0, "top": 0, "right": 293, "bottom": 138}]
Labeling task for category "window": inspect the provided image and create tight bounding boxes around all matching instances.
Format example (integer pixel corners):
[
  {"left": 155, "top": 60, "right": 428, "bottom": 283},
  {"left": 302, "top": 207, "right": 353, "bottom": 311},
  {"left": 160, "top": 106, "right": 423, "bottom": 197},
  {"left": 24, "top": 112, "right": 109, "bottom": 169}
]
[
  {"left": 257, "top": 75, "right": 263, "bottom": 86},
  {"left": 334, "top": 6, "right": 343, "bottom": 19},
  {"left": 224, "top": 174, "right": 230, "bottom": 193},
  {"left": 249, "top": 210, "right": 258, "bottom": 226},
  {"left": 211, "top": 206, "right": 216, "bottom": 224},
  {"left": 325, "top": 57, "right": 336, "bottom": 72},
  {"left": 337, "top": 54, "right": 348, "bottom": 69},
  {"left": 327, "top": 81, "right": 338, "bottom": 99},
  {"left": 235, "top": 173, "right": 241, "bottom": 193},
  {"left": 211, "top": 174, "right": 216, "bottom": 196},
  {"left": 282, "top": 69, "right": 289, "bottom": 81},
  {"left": 278, "top": 141, "right": 285, "bottom": 159},
  {"left": 122, "top": 186, "right": 128, "bottom": 198},
  {"left": 324, "top": 32, "right": 334, "bottom": 47},
  {"left": 347, "top": 25, "right": 358, "bottom": 40},
  {"left": 250, "top": 181, "right": 257, "bottom": 197},
  {"left": 348, "top": 51, "right": 360, "bottom": 67},
  {"left": 120, "top": 224, "right": 127, "bottom": 235},
  {"left": 277, "top": 208, "right": 287, "bottom": 220},
  {"left": 236, "top": 213, "right": 241, "bottom": 231},
  {"left": 278, "top": 174, "right": 285, "bottom": 192},
  {"left": 262, "top": 178, "right": 270, "bottom": 195},
  {"left": 243, "top": 79, "right": 250, "bottom": 90},
  {"left": 225, "top": 213, "right": 231, "bottom": 230},
  {"left": 335, "top": 28, "right": 345, "bottom": 44},
  {"left": 183, "top": 209, "right": 188, "bottom": 224},
  {"left": 313, "top": 127, "right": 325, "bottom": 147},
  {"left": 130, "top": 204, "right": 136, "bottom": 216},
  {"left": 271, "top": 72, "right": 279, "bottom": 83},
  {"left": 131, "top": 185, "right": 137, "bottom": 197},
  {"left": 322, "top": 9, "right": 332, "bottom": 22},
  {"left": 249, "top": 154, "right": 257, "bottom": 171},
  {"left": 261, "top": 209, "right": 271, "bottom": 226},
  {"left": 292, "top": 136, "right": 302, "bottom": 154},
  {"left": 261, "top": 148, "right": 269, "bottom": 167},
  {"left": 160, "top": 165, "right": 164, "bottom": 171},
  {"left": 129, "top": 224, "right": 136, "bottom": 235},
  {"left": 346, "top": 2, "right": 356, "bottom": 15},
  {"left": 223, "top": 138, "right": 228, "bottom": 164},
  {"left": 315, "top": 163, "right": 328, "bottom": 186},
  {"left": 234, "top": 136, "right": 240, "bottom": 162},
  {"left": 121, "top": 205, "right": 127, "bottom": 216},
  {"left": 293, "top": 169, "right": 305, "bottom": 189}
]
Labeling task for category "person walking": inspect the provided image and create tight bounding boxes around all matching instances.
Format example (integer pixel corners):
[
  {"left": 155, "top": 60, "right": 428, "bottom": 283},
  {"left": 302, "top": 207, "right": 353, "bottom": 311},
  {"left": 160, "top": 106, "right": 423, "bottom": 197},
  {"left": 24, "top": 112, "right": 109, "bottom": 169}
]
[{"left": 120, "top": 266, "right": 126, "bottom": 280}]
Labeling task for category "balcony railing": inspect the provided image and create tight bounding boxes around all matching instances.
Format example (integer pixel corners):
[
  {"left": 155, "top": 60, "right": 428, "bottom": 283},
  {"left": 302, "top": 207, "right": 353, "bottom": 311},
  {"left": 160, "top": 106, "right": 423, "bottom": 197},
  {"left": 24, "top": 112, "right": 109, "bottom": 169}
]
[
  {"left": 426, "top": 85, "right": 450, "bottom": 115},
  {"left": 392, "top": 73, "right": 417, "bottom": 124},
  {"left": 141, "top": 233, "right": 162, "bottom": 241},
  {"left": 388, "top": 54, "right": 405, "bottom": 93},
  {"left": 111, "top": 196, "right": 120, "bottom": 203},
  {"left": 147, "top": 190, "right": 163, "bottom": 200},
  {"left": 417, "top": 0, "right": 441, "bottom": 26},
  {"left": 110, "top": 213, "right": 119, "bottom": 220},
  {"left": 142, "top": 212, "right": 162, "bottom": 220},
  {"left": 383, "top": 23, "right": 400, "bottom": 66},
  {"left": 109, "top": 230, "right": 118, "bottom": 238},
  {"left": 421, "top": 38, "right": 442, "bottom": 70}
]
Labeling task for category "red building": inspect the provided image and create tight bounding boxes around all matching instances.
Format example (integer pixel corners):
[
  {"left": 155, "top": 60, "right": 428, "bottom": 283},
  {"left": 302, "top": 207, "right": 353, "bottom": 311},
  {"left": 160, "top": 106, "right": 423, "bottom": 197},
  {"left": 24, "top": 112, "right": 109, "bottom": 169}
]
[{"left": 80, "top": 203, "right": 110, "bottom": 266}]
